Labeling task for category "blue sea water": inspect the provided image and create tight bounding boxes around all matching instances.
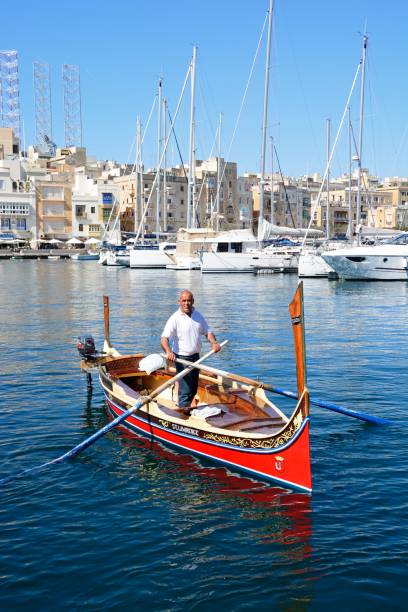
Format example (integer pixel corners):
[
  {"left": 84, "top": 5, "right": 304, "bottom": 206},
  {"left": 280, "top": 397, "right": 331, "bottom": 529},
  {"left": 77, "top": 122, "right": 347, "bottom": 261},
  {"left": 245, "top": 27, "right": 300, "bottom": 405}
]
[{"left": 0, "top": 260, "right": 407, "bottom": 610}]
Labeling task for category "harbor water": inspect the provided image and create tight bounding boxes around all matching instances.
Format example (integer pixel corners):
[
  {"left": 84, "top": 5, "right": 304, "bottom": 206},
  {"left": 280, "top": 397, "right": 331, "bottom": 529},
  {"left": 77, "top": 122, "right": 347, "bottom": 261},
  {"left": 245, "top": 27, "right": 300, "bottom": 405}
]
[{"left": 1, "top": 260, "right": 408, "bottom": 610}]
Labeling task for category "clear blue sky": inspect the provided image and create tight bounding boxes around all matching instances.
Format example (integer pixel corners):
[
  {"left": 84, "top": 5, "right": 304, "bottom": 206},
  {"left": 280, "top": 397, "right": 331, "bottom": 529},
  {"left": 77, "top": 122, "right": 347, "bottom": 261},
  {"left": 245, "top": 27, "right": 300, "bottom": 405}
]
[{"left": 2, "top": 0, "right": 408, "bottom": 180}]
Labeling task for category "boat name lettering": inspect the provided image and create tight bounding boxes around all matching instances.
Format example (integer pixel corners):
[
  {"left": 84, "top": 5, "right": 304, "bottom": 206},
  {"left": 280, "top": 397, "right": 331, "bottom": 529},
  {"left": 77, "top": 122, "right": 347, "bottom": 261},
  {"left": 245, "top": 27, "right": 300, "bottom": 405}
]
[{"left": 171, "top": 424, "right": 200, "bottom": 436}]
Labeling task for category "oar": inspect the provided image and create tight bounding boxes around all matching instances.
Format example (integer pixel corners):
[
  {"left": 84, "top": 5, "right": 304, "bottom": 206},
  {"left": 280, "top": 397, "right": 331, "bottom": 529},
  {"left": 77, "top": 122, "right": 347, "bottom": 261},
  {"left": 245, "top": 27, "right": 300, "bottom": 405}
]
[
  {"left": 171, "top": 355, "right": 394, "bottom": 426},
  {"left": 0, "top": 341, "right": 227, "bottom": 486}
]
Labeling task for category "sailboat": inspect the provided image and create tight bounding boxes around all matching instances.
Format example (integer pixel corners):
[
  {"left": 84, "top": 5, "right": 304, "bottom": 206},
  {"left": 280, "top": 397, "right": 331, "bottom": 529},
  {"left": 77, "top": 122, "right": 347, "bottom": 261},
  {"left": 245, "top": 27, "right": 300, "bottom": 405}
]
[
  {"left": 129, "top": 80, "right": 177, "bottom": 269},
  {"left": 199, "top": 0, "right": 318, "bottom": 274},
  {"left": 299, "top": 120, "right": 335, "bottom": 278},
  {"left": 299, "top": 36, "right": 369, "bottom": 279}
]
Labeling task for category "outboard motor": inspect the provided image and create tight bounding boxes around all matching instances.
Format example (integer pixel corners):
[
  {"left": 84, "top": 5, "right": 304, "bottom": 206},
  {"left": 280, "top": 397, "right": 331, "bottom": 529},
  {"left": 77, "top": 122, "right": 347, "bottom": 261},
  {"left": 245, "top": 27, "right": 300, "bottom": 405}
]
[{"left": 76, "top": 335, "right": 97, "bottom": 360}]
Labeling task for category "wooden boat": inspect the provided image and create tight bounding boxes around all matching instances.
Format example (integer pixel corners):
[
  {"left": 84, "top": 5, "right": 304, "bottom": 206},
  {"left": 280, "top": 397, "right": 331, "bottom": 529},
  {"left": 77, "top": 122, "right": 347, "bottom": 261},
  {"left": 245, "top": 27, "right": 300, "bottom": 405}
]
[{"left": 80, "top": 284, "right": 312, "bottom": 492}]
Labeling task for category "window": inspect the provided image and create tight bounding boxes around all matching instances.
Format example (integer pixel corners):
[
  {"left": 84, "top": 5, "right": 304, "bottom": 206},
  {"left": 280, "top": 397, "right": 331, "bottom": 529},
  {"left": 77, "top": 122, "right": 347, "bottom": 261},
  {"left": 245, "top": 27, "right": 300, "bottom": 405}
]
[
  {"left": 43, "top": 186, "right": 64, "bottom": 200},
  {"left": 180, "top": 185, "right": 184, "bottom": 192},
  {"left": 0, "top": 203, "right": 29, "bottom": 215},
  {"left": 1, "top": 218, "right": 11, "bottom": 229},
  {"left": 44, "top": 204, "right": 64, "bottom": 217},
  {"left": 16, "top": 218, "right": 26, "bottom": 230},
  {"left": 102, "top": 193, "right": 113, "bottom": 204},
  {"left": 91, "top": 206, "right": 95, "bottom": 214},
  {"left": 79, "top": 224, "right": 83, "bottom": 231}
]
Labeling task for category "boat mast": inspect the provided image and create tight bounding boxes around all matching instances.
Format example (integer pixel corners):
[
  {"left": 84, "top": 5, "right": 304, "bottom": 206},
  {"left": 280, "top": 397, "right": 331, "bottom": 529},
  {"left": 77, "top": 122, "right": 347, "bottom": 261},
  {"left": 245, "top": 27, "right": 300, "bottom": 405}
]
[
  {"left": 215, "top": 113, "right": 222, "bottom": 231},
  {"left": 187, "top": 46, "right": 197, "bottom": 229},
  {"left": 326, "top": 118, "right": 330, "bottom": 240},
  {"left": 356, "top": 34, "right": 368, "bottom": 244},
  {"left": 269, "top": 135, "right": 274, "bottom": 224},
  {"left": 347, "top": 107, "right": 352, "bottom": 239},
  {"left": 258, "top": 0, "right": 273, "bottom": 241},
  {"left": 156, "top": 78, "right": 163, "bottom": 243},
  {"left": 163, "top": 98, "right": 167, "bottom": 233},
  {"left": 134, "top": 117, "right": 140, "bottom": 236},
  {"left": 136, "top": 117, "right": 144, "bottom": 243}
]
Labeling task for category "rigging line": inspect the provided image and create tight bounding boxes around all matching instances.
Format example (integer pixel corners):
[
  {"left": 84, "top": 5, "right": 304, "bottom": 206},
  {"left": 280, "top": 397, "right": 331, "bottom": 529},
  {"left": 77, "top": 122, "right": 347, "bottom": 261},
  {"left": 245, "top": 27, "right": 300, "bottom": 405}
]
[
  {"left": 301, "top": 60, "right": 362, "bottom": 249},
  {"left": 273, "top": 144, "right": 296, "bottom": 228},
  {"left": 278, "top": 0, "right": 320, "bottom": 171},
  {"left": 215, "top": 11, "right": 268, "bottom": 209},
  {"left": 350, "top": 117, "right": 359, "bottom": 158},
  {"left": 167, "top": 106, "right": 188, "bottom": 185},
  {"left": 134, "top": 61, "right": 192, "bottom": 242},
  {"left": 350, "top": 108, "right": 373, "bottom": 224},
  {"left": 196, "top": 125, "right": 220, "bottom": 226},
  {"left": 363, "top": 43, "right": 399, "bottom": 176},
  {"left": 101, "top": 94, "right": 157, "bottom": 242},
  {"left": 365, "top": 60, "right": 379, "bottom": 177},
  {"left": 197, "top": 71, "right": 217, "bottom": 149}
]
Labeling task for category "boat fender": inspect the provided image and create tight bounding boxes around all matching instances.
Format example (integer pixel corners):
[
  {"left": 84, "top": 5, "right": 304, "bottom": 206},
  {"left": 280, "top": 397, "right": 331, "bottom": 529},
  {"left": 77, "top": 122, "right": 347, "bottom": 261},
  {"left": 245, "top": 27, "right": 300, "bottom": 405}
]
[{"left": 139, "top": 354, "right": 166, "bottom": 374}]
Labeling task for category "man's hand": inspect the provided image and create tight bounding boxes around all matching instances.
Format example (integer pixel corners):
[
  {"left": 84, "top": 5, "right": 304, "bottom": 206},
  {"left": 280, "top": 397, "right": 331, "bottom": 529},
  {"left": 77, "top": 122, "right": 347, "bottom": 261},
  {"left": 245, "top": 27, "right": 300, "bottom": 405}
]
[
  {"left": 161, "top": 337, "right": 175, "bottom": 361},
  {"left": 211, "top": 342, "right": 221, "bottom": 353}
]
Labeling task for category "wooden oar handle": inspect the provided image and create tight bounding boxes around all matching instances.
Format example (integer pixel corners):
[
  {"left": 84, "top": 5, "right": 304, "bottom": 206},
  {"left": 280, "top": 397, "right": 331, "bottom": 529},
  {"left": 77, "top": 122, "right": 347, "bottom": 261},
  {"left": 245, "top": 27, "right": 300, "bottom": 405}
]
[{"left": 103, "top": 295, "right": 110, "bottom": 343}]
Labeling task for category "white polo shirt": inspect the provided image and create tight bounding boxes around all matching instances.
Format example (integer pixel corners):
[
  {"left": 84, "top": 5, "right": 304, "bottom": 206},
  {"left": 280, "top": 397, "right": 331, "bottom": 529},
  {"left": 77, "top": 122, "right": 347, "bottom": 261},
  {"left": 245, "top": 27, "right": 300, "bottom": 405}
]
[{"left": 162, "top": 308, "right": 211, "bottom": 356}]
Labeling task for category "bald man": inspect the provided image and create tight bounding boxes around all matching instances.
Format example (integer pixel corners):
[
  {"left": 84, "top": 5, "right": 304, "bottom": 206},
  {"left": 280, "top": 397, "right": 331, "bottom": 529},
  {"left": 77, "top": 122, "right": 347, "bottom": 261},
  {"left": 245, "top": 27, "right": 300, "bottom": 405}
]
[{"left": 161, "top": 289, "right": 220, "bottom": 414}]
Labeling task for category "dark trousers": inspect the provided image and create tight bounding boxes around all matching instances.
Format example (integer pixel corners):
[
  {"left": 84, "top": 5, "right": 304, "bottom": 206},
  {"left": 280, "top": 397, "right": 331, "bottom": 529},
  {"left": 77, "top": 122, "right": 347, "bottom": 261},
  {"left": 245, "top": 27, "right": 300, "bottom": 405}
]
[{"left": 175, "top": 353, "right": 199, "bottom": 407}]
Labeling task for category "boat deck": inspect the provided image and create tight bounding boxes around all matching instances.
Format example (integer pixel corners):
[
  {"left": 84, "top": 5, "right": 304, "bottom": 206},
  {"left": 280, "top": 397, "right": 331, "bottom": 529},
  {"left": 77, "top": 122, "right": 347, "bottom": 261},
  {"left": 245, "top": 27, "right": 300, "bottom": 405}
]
[{"left": 105, "top": 363, "right": 288, "bottom": 437}]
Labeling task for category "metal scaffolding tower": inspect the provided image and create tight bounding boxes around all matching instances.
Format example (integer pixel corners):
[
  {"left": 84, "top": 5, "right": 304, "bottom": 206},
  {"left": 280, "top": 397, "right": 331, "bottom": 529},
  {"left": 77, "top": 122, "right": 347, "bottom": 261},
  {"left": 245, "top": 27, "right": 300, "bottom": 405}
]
[
  {"left": 0, "top": 50, "right": 22, "bottom": 145},
  {"left": 33, "top": 60, "right": 54, "bottom": 154},
  {"left": 62, "top": 63, "right": 82, "bottom": 147}
]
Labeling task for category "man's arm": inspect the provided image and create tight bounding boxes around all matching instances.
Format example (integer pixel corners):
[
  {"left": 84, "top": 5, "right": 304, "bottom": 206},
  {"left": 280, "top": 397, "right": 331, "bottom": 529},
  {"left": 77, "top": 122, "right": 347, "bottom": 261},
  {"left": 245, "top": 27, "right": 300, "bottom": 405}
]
[
  {"left": 161, "top": 336, "right": 176, "bottom": 361},
  {"left": 207, "top": 331, "right": 221, "bottom": 353}
]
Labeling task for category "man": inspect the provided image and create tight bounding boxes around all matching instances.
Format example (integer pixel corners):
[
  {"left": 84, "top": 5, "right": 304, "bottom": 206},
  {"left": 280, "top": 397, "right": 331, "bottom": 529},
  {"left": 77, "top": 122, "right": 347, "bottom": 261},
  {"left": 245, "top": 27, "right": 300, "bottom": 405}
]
[{"left": 161, "top": 289, "right": 221, "bottom": 414}]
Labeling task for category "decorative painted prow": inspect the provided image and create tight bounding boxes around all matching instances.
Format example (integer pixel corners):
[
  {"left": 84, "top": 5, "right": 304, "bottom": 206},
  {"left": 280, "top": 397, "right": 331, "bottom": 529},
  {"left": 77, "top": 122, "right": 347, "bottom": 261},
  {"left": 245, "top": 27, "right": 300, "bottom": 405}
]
[{"left": 288, "top": 282, "right": 309, "bottom": 417}]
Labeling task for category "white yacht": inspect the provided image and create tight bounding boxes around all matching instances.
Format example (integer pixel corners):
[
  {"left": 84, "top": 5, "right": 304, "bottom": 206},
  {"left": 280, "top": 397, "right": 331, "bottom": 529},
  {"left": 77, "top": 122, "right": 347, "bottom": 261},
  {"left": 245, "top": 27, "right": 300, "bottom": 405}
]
[
  {"left": 298, "top": 250, "right": 333, "bottom": 277},
  {"left": 298, "top": 241, "right": 344, "bottom": 278},
  {"left": 198, "top": 229, "right": 301, "bottom": 273},
  {"left": 129, "top": 242, "right": 176, "bottom": 269},
  {"left": 321, "top": 233, "right": 408, "bottom": 280},
  {"left": 165, "top": 228, "right": 214, "bottom": 270}
]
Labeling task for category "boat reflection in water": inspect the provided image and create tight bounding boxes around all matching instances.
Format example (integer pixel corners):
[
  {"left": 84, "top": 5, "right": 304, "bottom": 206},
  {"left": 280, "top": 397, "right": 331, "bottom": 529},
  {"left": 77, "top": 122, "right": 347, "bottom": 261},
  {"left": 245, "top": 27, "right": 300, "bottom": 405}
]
[
  {"left": 112, "top": 414, "right": 312, "bottom": 552},
  {"left": 83, "top": 390, "right": 312, "bottom": 550}
]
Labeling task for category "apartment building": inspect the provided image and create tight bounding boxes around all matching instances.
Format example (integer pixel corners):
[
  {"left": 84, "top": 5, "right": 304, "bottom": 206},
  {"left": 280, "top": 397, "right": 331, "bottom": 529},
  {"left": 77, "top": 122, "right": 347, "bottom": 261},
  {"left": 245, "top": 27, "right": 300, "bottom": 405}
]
[
  {"left": 0, "top": 159, "right": 37, "bottom": 242},
  {"left": 71, "top": 170, "right": 101, "bottom": 238},
  {"left": 115, "top": 169, "right": 189, "bottom": 235},
  {"left": 116, "top": 157, "right": 239, "bottom": 236},
  {"left": 252, "top": 174, "right": 311, "bottom": 230},
  {"left": 314, "top": 185, "right": 392, "bottom": 236},
  {"left": 374, "top": 177, "right": 408, "bottom": 230},
  {"left": 35, "top": 176, "right": 73, "bottom": 240},
  {"left": 194, "top": 158, "right": 238, "bottom": 229}
]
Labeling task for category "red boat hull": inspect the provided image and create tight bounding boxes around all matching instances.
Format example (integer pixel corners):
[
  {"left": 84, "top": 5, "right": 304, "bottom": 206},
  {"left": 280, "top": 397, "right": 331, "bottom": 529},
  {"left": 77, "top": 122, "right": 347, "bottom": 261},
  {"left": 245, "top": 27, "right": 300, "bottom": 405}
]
[{"left": 105, "top": 397, "right": 312, "bottom": 493}]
